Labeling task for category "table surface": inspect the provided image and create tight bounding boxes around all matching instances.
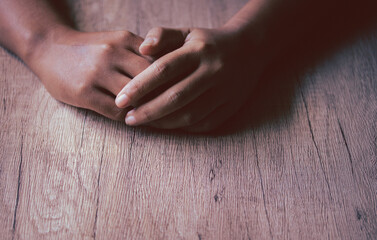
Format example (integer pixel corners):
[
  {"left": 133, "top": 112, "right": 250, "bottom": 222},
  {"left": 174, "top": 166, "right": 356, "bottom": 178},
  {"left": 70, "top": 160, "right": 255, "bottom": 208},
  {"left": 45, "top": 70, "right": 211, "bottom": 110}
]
[{"left": 1, "top": 0, "right": 376, "bottom": 239}]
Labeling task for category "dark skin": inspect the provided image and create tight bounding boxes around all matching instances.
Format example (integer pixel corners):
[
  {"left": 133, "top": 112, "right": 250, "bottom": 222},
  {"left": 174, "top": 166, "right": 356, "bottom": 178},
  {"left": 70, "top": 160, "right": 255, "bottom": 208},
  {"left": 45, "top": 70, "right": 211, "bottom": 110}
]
[
  {"left": 0, "top": 0, "right": 151, "bottom": 121},
  {"left": 1, "top": 0, "right": 344, "bottom": 132},
  {"left": 115, "top": 0, "right": 320, "bottom": 132}
]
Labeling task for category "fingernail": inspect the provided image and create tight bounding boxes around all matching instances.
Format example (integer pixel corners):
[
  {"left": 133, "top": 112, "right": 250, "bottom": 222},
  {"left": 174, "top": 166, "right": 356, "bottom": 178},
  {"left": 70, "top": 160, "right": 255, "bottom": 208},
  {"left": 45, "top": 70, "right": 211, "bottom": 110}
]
[
  {"left": 115, "top": 94, "right": 129, "bottom": 108},
  {"left": 141, "top": 37, "right": 157, "bottom": 46},
  {"left": 125, "top": 115, "right": 136, "bottom": 126}
]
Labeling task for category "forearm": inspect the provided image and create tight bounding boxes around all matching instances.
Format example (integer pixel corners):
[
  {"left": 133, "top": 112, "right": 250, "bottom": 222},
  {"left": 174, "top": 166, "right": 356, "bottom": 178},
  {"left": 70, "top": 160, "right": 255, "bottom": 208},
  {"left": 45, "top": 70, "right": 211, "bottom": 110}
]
[
  {"left": 0, "top": 0, "right": 73, "bottom": 61},
  {"left": 224, "top": 0, "right": 337, "bottom": 60}
]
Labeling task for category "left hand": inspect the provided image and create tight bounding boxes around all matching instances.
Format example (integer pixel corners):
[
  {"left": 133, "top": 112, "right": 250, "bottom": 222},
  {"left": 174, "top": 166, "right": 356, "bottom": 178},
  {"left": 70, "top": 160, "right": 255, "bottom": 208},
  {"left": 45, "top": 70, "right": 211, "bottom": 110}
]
[{"left": 115, "top": 27, "right": 265, "bottom": 132}]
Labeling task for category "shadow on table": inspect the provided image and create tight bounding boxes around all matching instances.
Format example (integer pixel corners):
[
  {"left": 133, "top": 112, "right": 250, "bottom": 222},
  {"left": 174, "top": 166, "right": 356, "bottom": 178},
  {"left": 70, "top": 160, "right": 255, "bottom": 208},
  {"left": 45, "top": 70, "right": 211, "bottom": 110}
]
[
  {"left": 142, "top": 1, "right": 377, "bottom": 137},
  {"left": 203, "top": 0, "right": 377, "bottom": 136},
  {"left": 74, "top": 1, "right": 377, "bottom": 138}
]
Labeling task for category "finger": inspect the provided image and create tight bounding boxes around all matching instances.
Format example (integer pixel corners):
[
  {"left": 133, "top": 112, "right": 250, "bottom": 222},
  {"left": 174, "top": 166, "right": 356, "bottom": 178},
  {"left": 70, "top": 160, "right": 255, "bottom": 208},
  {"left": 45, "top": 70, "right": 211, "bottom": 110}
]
[
  {"left": 115, "top": 49, "right": 152, "bottom": 77},
  {"left": 97, "top": 72, "right": 131, "bottom": 97},
  {"left": 146, "top": 89, "right": 224, "bottom": 129},
  {"left": 86, "top": 89, "right": 129, "bottom": 121},
  {"left": 124, "top": 67, "right": 213, "bottom": 126},
  {"left": 182, "top": 103, "right": 239, "bottom": 133},
  {"left": 115, "top": 47, "right": 197, "bottom": 108},
  {"left": 114, "top": 30, "right": 146, "bottom": 56},
  {"left": 139, "top": 27, "right": 190, "bottom": 56}
]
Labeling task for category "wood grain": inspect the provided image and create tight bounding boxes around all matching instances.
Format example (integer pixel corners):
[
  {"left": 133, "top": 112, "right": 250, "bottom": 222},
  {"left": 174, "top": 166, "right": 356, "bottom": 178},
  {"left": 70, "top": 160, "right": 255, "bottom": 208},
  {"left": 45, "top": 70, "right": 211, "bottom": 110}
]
[{"left": 1, "top": 0, "right": 376, "bottom": 239}]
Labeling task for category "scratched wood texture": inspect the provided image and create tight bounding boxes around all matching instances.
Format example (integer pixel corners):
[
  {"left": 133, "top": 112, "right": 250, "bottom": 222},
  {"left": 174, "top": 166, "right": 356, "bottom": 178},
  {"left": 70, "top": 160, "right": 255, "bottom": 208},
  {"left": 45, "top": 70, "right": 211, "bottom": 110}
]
[{"left": 1, "top": 0, "right": 376, "bottom": 239}]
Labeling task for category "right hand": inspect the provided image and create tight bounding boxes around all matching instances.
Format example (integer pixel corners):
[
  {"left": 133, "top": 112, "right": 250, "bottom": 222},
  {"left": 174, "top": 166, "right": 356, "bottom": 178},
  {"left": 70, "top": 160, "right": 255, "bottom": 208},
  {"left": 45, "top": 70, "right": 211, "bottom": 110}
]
[
  {"left": 27, "top": 28, "right": 152, "bottom": 121},
  {"left": 115, "top": 27, "right": 263, "bottom": 132}
]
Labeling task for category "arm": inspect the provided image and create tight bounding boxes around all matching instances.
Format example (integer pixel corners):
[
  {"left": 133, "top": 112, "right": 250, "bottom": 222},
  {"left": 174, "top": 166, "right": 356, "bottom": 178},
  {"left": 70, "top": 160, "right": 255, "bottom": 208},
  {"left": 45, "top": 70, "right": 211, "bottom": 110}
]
[
  {"left": 115, "top": 0, "right": 339, "bottom": 132},
  {"left": 0, "top": 0, "right": 151, "bottom": 120},
  {"left": 0, "top": 0, "right": 70, "bottom": 61}
]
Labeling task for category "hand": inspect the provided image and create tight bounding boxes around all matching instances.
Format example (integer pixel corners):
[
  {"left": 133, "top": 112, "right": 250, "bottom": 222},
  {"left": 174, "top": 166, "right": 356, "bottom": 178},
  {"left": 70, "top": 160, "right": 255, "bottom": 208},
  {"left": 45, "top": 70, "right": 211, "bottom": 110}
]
[
  {"left": 115, "top": 27, "right": 265, "bottom": 132},
  {"left": 27, "top": 28, "right": 151, "bottom": 121}
]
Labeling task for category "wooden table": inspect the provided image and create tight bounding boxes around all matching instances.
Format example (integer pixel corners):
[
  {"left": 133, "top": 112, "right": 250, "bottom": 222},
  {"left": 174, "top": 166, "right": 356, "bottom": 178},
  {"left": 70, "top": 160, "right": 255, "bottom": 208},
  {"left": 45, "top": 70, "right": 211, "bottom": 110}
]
[{"left": 1, "top": 0, "right": 376, "bottom": 239}]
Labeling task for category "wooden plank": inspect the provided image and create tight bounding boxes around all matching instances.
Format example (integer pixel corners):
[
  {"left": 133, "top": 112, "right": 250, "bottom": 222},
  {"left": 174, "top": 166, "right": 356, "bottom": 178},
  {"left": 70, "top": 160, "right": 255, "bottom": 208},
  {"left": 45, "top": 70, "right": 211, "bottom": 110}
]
[
  {"left": 0, "top": 0, "right": 376, "bottom": 239},
  {"left": 0, "top": 55, "right": 32, "bottom": 240}
]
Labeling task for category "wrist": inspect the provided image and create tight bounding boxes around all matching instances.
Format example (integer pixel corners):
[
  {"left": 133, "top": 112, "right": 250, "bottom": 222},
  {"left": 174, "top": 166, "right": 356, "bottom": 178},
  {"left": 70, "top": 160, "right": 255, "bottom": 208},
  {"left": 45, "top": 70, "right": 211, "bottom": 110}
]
[
  {"left": 23, "top": 24, "right": 76, "bottom": 64},
  {"left": 220, "top": 21, "right": 268, "bottom": 62},
  {"left": 224, "top": 11, "right": 266, "bottom": 47},
  {"left": 222, "top": 15, "right": 286, "bottom": 68}
]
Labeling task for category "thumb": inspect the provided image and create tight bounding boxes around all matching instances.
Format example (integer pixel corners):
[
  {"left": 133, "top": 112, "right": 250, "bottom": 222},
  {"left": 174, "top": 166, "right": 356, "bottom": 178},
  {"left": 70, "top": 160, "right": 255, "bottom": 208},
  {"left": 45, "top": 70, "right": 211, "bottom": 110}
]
[{"left": 139, "top": 27, "right": 190, "bottom": 56}]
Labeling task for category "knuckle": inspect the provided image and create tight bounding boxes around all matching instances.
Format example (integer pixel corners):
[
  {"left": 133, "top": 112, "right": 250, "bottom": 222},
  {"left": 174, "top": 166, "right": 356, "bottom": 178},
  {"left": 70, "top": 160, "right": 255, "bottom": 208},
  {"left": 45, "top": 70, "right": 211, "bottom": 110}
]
[
  {"left": 195, "top": 41, "right": 217, "bottom": 55},
  {"left": 129, "top": 81, "right": 146, "bottom": 97},
  {"left": 166, "top": 90, "right": 184, "bottom": 105},
  {"left": 99, "top": 43, "right": 115, "bottom": 55},
  {"left": 196, "top": 41, "right": 207, "bottom": 51},
  {"left": 195, "top": 41, "right": 207, "bottom": 51},
  {"left": 111, "top": 107, "right": 126, "bottom": 121},
  {"left": 152, "top": 61, "right": 169, "bottom": 78},
  {"left": 95, "top": 104, "right": 125, "bottom": 121},
  {"left": 75, "top": 78, "right": 93, "bottom": 98},
  {"left": 210, "top": 58, "right": 225, "bottom": 74},
  {"left": 140, "top": 107, "right": 154, "bottom": 122},
  {"left": 117, "top": 30, "right": 132, "bottom": 40}
]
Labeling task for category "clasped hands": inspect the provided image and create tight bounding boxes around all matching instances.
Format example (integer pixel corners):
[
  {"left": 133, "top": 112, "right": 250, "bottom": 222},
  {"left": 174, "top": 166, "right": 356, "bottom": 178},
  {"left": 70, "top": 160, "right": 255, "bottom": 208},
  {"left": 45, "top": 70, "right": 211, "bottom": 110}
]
[{"left": 31, "top": 26, "right": 261, "bottom": 132}]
